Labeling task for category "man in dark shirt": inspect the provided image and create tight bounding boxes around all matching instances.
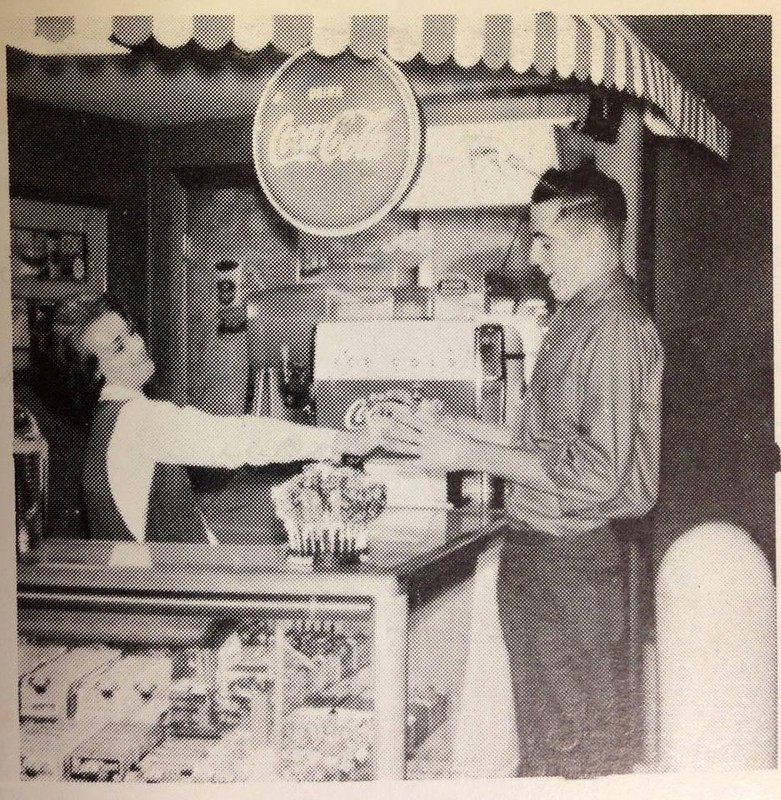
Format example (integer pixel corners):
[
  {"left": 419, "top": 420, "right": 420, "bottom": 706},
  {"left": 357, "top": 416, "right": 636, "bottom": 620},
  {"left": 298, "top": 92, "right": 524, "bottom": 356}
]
[{"left": 418, "top": 164, "right": 663, "bottom": 777}]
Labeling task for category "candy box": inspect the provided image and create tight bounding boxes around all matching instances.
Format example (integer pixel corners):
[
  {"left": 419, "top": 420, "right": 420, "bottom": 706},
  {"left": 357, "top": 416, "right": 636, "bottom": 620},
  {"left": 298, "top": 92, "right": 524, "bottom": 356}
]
[
  {"left": 19, "top": 646, "right": 122, "bottom": 722},
  {"left": 74, "top": 652, "right": 171, "bottom": 725}
]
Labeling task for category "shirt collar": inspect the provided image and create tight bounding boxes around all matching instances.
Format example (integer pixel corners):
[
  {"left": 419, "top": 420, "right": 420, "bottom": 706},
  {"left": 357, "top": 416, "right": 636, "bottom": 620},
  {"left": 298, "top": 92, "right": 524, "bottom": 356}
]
[
  {"left": 99, "top": 383, "right": 147, "bottom": 402},
  {"left": 554, "top": 266, "right": 628, "bottom": 320},
  {"left": 575, "top": 266, "right": 627, "bottom": 307}
]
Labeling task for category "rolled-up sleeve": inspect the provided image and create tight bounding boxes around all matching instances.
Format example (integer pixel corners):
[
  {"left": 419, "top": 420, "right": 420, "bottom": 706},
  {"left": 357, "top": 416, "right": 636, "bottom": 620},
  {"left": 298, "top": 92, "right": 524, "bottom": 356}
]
[
  {"left": 126, "top": 399, "right": 340, "bottom": 469},
  {"left": 530, "top": 320, "right": 650, "bottom": 518}
]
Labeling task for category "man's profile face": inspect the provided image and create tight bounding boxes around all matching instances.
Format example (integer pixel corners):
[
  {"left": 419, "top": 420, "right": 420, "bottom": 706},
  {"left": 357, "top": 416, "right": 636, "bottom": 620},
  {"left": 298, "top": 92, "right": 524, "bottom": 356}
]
[{"left": 529, "top": 198, "right": 607, "bottom": 304}]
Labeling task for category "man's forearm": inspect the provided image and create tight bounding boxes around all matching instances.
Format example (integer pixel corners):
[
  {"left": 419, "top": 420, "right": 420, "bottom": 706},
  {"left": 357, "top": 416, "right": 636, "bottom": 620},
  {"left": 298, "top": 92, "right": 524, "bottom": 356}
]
[
  {"left": 449, "top": 437, "right": 557, "bottom": 493},
  {"left": 446, "top": 416, "right": 515, "bottom": 447}
]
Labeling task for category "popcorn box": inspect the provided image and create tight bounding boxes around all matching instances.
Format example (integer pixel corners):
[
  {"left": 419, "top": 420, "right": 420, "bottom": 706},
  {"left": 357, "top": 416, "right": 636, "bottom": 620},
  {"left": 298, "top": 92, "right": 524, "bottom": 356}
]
[
  {"left": 74, "top": 652, "right": 171, "bottom": 725},
  {"left": 20, "top": 720, "right": 102, "bottom": 781},
  {"left": 67, "top": 719, "right": 165, "bottom": 782},
  {"left": 132, "top": 737, "right": 222, "bottom": 783},
  {"left": 17, "top": 640, "right": 68, "bottom": 683}
]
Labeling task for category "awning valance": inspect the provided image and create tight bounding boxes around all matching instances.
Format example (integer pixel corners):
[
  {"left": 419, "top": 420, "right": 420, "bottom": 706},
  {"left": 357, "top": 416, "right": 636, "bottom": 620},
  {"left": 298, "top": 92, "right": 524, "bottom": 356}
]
[{"left": 8, "top": 14, "right": 730, "bottom": 159}]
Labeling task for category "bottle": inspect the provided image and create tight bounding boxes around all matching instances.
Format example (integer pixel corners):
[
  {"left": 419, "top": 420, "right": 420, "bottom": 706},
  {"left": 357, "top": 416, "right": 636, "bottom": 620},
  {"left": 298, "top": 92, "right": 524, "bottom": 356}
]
[
  {"left": 215, "top": 260, "right": 246, "bottom": 333},
  {"left": 248, "top": 366, "right": 271, "bottom": 417},
  {"left": 268, "top": 366, "right": 287, "bottom": 420},
  {"left": 419, "top": 255, "right": 434, "bottom": 319}
]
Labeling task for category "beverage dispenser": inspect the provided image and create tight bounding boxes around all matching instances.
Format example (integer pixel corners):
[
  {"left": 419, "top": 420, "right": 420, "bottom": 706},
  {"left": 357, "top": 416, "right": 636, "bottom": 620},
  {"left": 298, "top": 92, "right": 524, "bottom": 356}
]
[
  {"left": 245, "top": 285, "right": 334, "bottom": 422},
  {"left": 311, "top": 319, "right": 512, "bottom": 509}
]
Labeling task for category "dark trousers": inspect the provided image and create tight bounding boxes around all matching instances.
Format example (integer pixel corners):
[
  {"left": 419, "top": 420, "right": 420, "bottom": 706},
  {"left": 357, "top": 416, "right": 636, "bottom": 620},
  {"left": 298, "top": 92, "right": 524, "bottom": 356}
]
[{"left": 496, "top": 524, "right": 633, "bottom": 778}]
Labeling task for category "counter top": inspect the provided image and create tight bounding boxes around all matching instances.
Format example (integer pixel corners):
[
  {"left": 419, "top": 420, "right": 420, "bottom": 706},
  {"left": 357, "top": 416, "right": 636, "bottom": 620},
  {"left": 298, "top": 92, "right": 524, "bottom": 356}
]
[{"left": 18, "top": 507, "right": 508, "bottom": 601}]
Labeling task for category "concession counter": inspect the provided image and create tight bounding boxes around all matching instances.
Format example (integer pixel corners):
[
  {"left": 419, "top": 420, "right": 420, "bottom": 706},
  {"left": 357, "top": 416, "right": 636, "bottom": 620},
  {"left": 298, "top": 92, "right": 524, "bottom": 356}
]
[
  {"left": 11, "top": 10, "right": 768, "bottom": 787},
  {"left": 17, "top": 506, "right": 506, "bottom": 782}
]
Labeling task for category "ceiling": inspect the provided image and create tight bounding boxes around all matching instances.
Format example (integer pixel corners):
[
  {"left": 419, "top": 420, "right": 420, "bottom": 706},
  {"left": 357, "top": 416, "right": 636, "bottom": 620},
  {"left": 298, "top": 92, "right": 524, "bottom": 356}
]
[{"left": 6, "top": 16, "right": 768, "bottom": 131}]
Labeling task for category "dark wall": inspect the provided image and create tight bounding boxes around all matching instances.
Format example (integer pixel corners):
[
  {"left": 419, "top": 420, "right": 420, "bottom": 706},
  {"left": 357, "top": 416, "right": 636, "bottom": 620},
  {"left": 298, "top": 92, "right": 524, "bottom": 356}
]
[
  {"left": 632, "top": 17, "right": 775, "bottom": 568},
  {"left": 8, "top": 98, "right": 149, "bottom": 537},
  {"left": 7, "top": 98, "right": 149, "bottom": 326},
  {"left": 145, "top": 117, "right": 298, "bottom": 403}
]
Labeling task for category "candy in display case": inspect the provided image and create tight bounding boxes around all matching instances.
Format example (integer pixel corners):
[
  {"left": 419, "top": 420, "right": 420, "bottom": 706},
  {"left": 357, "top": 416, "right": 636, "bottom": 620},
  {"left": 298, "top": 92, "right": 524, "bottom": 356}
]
[
  {"left": 125, "top": 736, "right": 220, "bottom": 783},
  {"left": 276, "top": 619, "right": 375, "bottom": 781},
  {"left": 20, "top": 721, "right": 102, "bottom": 781},
  {"left": 17, "top": 608, "right": 379, "bottom": 782},
  {"left": 279, "top": 706, "right": 374, "bottom": 782},
  {"left": 67, "top": 719, "right": 166, "bottom": 782},
  {"left": 19, "top": 646, "right": 123, "bottom": 722},
  {"left": 131, "top": 726, "right": 278, "bottom": 783},
  {"left": 74, "top": 651, "right": 172, "bottom": 725}
]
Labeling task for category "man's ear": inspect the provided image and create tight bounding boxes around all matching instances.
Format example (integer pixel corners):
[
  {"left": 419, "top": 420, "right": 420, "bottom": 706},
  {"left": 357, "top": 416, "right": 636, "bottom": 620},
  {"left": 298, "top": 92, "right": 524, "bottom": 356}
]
[{"left": 572, "top": 219, "right": 602, "bottom": 263}]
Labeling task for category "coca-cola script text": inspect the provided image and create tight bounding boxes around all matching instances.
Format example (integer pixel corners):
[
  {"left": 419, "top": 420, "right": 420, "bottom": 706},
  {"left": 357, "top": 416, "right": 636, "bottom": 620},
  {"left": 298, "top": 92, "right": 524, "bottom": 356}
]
[{"left": 267, "top": 107, "right": 397, "bottom": 167}]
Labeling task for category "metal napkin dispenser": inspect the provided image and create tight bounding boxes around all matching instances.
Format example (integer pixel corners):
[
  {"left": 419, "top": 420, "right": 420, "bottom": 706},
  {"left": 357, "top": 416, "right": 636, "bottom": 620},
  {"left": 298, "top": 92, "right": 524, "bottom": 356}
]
[
  {"left": 473, "top": 324, "right": 506, "bottom": 508},
  {"left": 474, "top": 324, "right": 505, "bottom": 425}
]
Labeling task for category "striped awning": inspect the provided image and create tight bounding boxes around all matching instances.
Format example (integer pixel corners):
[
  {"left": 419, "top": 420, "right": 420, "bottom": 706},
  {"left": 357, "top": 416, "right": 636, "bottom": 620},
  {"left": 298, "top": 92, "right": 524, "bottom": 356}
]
[{"left": 9, "top": 14, "right": 730, "bottom": 159}]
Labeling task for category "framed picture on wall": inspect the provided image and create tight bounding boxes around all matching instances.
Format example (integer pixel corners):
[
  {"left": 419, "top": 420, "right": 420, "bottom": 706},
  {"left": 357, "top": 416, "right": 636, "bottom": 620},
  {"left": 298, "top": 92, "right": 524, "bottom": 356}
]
[
  {"left": 9, "top": 196, "right": 107, "bottom": 299},
  {"left": 11, "top": 225, "right": 88, "bottom": 283},
  {"left": 9, "top": 197, "right": 107, "bottom": 370}
]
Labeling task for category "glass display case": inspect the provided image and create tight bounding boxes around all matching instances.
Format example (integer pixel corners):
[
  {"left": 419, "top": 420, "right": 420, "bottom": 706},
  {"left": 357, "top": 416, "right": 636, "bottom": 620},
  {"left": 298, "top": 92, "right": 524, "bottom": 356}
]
[
  {"left": 19, "top": 585, "right": 382, "bottom": 782},
  {"left": 17, "top": 510, "right": 502, "bottom": 783}
]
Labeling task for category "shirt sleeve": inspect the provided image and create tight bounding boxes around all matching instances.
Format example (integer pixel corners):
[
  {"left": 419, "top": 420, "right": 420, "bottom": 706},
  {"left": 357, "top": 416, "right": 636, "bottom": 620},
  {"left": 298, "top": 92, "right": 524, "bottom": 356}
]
[
  {"left": 530, "top": 318, "right": 657, "bottom": 517},
  {"left": 124, "top": 398, "right": 341, "bottom": 469}
]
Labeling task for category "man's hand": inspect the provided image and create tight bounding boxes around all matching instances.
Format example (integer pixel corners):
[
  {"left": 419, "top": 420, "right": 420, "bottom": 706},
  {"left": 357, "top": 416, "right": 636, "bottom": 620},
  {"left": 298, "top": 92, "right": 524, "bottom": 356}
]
[
  {"left": 417, "top": 416, "right": 475, "bottom": 471},
  {"left": 415, "top": 415, "right": 556, "bottom": 493},
  {"left": 335, "top": 423, "right": 422, "bottom": 460}
]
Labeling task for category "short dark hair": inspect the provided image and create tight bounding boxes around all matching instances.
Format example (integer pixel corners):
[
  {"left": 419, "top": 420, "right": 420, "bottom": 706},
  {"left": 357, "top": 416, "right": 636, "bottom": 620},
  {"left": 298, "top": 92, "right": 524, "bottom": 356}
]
[
  {"left": 531, "top": 163, "right": 627, "bottom": 233},
  {"left": 50, "top": 292, "right": 133, "bottom": 417}
]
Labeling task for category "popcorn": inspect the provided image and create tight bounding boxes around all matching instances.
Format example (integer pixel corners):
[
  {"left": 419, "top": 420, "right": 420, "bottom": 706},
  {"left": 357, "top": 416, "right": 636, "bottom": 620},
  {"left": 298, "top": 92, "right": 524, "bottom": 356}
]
[{"left": 271, "top": 462, "right": 387, "bottom": 559}]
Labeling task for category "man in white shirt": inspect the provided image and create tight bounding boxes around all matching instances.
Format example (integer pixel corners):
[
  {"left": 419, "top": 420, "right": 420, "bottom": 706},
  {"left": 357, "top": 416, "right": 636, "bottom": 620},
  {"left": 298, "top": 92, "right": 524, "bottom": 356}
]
[
  {"left": 53, "top": 293, "right": 413, "bottom": 543},
  {"left": 416, "top": 165, "right": 662, "bottom": 777}
]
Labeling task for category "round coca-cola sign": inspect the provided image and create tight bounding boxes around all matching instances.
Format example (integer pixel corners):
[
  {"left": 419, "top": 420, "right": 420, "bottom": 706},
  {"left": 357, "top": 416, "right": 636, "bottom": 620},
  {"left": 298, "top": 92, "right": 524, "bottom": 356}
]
[{"left": 253, "top": 50, "right": 423, "bottom": 237}]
